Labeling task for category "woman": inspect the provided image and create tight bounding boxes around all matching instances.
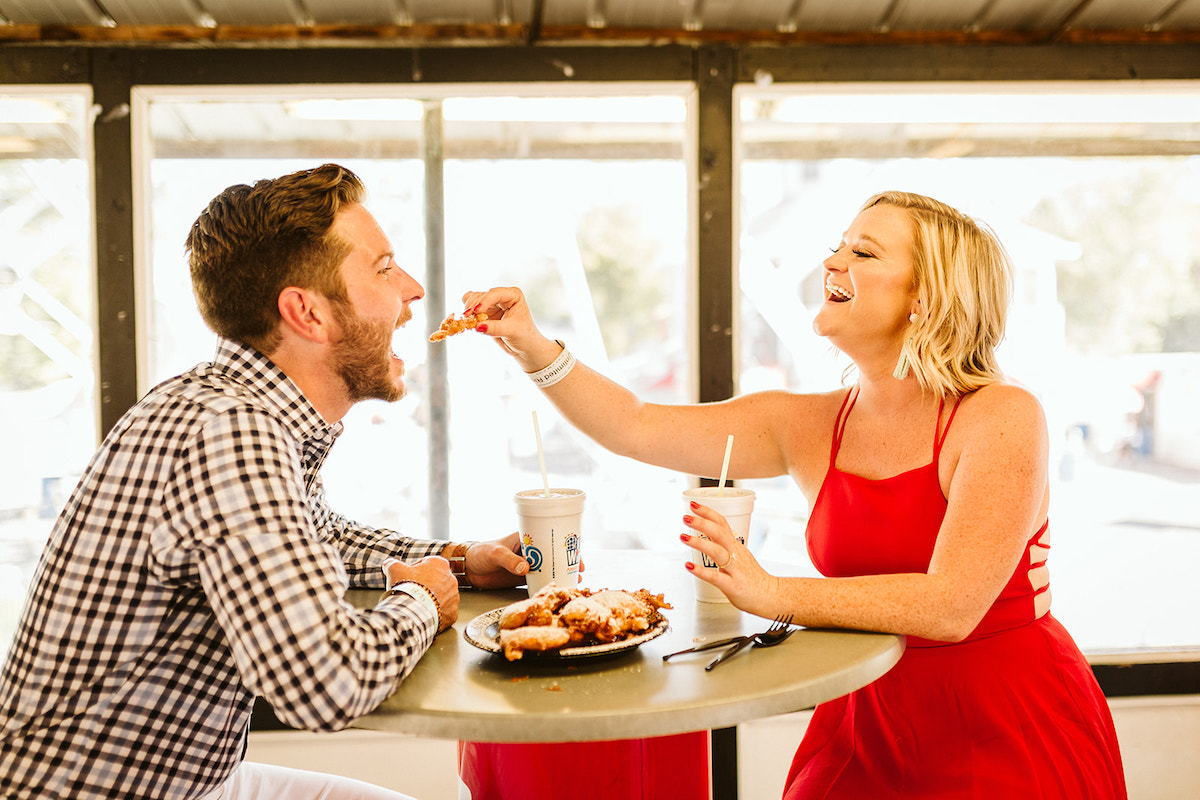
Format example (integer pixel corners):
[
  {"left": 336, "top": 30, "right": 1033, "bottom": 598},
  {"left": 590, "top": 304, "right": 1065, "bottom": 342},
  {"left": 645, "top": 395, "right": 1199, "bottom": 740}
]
[{"left": 464, "top": 191, "right": 1126, "bottom": 798}]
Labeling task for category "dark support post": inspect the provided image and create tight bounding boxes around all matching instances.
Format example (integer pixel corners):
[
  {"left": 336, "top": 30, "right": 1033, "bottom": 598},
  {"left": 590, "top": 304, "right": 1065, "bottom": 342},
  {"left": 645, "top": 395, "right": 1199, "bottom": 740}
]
[
  {"left": 92, "top": 50, "right": 138, "bottom": 437},
  {"left": 697, "top": 44, "right": 739, "bottom": 800},
  {"left": 695, "top": 45, "right": 736, "bottom": 407}
]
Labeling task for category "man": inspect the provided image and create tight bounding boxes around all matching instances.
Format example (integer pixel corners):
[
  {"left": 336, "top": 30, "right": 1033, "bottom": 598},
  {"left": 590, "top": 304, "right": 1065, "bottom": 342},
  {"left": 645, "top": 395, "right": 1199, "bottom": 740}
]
[{"left": 0, "top": 164, "right": 528, "bottom": 799}]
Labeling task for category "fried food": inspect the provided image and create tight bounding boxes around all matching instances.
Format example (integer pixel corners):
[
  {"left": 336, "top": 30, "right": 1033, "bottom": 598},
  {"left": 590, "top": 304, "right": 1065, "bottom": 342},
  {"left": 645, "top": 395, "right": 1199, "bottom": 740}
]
[
  {"left": 561, "top": 590, "right": 658, "bottom": 643},
  {"left": 495, "top": 585, "right": 671, "bottom": 661},
  {"left": 429, "top": 311, "right": 488, "bottom": 342},
  {"left": 499, "top": 626, "right": 572, "bottom": 660},
  {"left": 498, "top": 587, "right": 582, "bottom": 629}
]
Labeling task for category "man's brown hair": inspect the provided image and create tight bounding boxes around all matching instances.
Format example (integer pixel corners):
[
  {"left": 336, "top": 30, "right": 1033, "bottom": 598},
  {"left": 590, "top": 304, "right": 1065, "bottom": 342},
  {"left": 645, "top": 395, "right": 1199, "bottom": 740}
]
[{"left": 186, "top": 163, "right": 365, "bottom": 354}]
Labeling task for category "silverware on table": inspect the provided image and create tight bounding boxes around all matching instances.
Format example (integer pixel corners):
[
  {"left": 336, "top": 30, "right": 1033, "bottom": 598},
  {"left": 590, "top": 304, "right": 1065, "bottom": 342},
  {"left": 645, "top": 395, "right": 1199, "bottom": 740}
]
[
  {"left": 705, "top": 615, "right": 795, "bottom": 670},
  {"left": 661, "top": 616, "right": 796, "bottom": 669},
  {"left": 661, "top": 634, "right": 752, "bottom": 661}
]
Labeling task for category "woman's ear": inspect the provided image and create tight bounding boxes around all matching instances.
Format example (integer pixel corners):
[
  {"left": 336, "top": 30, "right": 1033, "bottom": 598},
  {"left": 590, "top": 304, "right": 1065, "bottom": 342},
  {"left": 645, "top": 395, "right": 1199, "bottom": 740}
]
[{"left": 277, "top": 286, "right": 332, "bottom": 344}]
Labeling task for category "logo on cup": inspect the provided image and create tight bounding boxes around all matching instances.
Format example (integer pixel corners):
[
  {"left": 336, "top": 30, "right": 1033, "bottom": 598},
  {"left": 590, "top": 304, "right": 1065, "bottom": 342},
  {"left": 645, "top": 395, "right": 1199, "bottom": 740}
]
[
  {"left": 520, "top": 533, "right": 544, "bottom": 572},
  {"left": 564, "top": 533, "right": 580, "bottom": 568},
  {"left": 524, "top": 546, "right": 544, "bottom": 572}
]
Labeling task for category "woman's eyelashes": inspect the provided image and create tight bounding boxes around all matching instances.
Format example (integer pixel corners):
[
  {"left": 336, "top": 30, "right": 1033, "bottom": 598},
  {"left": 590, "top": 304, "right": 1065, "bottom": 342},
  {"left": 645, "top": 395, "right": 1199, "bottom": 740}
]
[{"left": 829, "top": 244, "right": 875, "bottom": 259}]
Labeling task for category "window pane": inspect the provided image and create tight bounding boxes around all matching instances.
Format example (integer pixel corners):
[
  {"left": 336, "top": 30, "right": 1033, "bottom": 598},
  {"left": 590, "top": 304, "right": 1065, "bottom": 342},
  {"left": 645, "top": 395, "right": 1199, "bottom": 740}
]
[
  {"left": 0, "top": 90, "right": 95, "bottom": 660},
  {"left": 141, "top": 89, "right": 691, "bottom": 550},
  {"left": 736, "top": 82, "right": 1200, "bottom": 653}
]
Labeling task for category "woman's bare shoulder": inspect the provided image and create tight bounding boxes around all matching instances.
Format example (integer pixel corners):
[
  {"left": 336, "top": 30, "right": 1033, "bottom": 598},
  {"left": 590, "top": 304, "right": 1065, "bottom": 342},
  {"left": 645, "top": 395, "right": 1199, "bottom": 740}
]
[{"left": 956, "top": 381, "right": 1047, "bottom": 438}]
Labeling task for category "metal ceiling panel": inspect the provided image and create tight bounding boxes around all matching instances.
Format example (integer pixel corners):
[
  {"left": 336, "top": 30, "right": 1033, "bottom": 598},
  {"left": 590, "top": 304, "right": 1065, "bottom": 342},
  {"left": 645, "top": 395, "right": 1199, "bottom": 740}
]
[
  {"left": 545, "top": 0, "right": 676, "bottom": 28},
  {"left": 1172, "top": 0, "right": 1200, "bottom": 26},
  {"left": 199, "top": 0, "right": 302, "bottom": 26},
  {"left": 303, "top": 0, "right": 406, "bottom": 25},
  {"left": 886, "top": 0, "right": 995, "bottom": 31},
  {"left": 1070, "top": 0, "right": 1172, "bottom": 29},
  {"left": 976, "top": 0, "right": 1081, "bottom": 30},
  {"left": 102, "top": 0, "right": 193, "bottom": 25},
  {"left": 698, "top": 0, "right": 801, "bottom": 31},
  {"left": 400, "top": 0, "right": 532, "bottom": 25},
  {"left": 784, "top": 0, "right": 902, "bottom": 32},
  {"left": 0, "top": 0, "right": 1197, "bottom": 32},
  {"left": 0, "top": 0, "right": 109, "bottom": 25}
]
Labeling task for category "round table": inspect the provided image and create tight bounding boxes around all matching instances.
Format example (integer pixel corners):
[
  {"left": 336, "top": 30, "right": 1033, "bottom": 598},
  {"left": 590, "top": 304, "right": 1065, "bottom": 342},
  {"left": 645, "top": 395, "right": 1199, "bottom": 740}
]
[{"left": 350, "top": 549, "right": 903, "bottom": 743}]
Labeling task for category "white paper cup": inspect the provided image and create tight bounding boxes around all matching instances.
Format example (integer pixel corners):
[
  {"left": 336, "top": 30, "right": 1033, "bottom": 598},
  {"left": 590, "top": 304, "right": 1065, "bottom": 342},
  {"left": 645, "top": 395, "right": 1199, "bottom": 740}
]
[
  {"left": 514, "top": 489, "right": 585, "bottom": 596},
  {"left": 684, "top": 487, "right": 755, "bottom": 603}
]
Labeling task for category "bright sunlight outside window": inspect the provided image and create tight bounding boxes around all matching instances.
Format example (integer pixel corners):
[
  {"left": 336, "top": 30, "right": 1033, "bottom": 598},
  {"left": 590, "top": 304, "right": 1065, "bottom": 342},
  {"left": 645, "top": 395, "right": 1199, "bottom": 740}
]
[{"left": 0, "top": 90, "right": 95, "bottom": 660}]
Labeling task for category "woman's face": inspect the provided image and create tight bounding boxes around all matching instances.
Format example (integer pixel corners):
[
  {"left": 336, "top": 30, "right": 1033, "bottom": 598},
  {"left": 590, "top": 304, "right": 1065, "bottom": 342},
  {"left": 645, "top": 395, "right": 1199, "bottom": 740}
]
[{"left": 813, "top": 203, "right": 920, "bottom": 356}]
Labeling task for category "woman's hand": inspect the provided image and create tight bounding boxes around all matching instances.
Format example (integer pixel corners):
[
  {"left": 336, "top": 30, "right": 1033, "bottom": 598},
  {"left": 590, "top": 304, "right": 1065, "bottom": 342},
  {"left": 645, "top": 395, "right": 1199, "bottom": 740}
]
[
  {"left": 462, "top": 532, "right": 531, "bottom": 590},
  {"left": 681, "top": 501, "right": 780, "bottom": 618},
  {"left": 458, "top": 287, "right": 562, "bottom": 374}
]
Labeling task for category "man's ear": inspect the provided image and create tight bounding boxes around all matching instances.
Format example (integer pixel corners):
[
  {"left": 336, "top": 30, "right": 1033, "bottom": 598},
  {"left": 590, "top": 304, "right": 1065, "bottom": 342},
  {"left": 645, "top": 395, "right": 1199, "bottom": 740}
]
[{"left": 278, "top": 286, "right": 332, "bottom": 344}]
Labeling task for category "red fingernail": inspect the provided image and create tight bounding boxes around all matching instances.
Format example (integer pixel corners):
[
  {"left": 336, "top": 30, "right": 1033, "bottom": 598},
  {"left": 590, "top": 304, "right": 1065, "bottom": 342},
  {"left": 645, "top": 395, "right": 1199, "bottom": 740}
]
[
  {"left": 685, "top": 562, "right": 696, "bottom": 571},
  {"left": 682, "top": 515, "right": 694, "bottom": 525},
  {"left": 690, "top": 501, "right": 700, "bottom": 510},
  {"left": 476, "top": 323, "right": 488, "bottom": 333},
  {"left": 473, "top": 302, "right": 482, "bottom": 312},
  {"left": 680, "top": 533, "right": 691, "bottom": 543}
]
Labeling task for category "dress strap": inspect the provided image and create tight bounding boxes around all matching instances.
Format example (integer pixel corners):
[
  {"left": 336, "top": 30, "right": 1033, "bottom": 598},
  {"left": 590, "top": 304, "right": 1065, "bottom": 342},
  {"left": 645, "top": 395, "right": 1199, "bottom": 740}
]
[
  {"left": 829, "top": 386, "right": 858, "bottom": 469},
  {"left": 933, "top": 394, "right": 966, "bottom": 460}
]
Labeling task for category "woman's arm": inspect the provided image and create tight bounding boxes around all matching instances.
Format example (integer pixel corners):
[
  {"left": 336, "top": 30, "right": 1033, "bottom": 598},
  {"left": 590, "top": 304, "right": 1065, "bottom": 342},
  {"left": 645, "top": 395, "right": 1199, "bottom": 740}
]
[{"left": 465, "top": 286, "right": 813, "bottom": 482}]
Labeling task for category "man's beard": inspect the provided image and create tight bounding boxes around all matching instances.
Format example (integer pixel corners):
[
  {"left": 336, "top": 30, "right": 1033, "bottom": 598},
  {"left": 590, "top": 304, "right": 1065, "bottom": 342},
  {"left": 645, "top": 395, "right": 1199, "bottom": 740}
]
[{"left": 331, "top": 304, "right": 406, "bottom": 403}]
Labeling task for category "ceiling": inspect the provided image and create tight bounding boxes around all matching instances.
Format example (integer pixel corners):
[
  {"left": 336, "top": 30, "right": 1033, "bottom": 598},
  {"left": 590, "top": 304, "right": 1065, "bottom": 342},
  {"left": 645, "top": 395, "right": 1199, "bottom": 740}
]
[{"left": 0, "top": 0, "right": 1197, "bottom": 45}]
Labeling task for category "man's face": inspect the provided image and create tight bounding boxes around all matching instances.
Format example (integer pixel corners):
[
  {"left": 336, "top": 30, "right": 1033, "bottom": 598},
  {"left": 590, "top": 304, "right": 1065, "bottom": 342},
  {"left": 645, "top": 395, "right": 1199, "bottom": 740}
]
[
  {"left": 326, "top": 203, "right": 424, "bottom": 404},
  {"left": 330, "top": 301, "right": 409, "bottom": 403}
]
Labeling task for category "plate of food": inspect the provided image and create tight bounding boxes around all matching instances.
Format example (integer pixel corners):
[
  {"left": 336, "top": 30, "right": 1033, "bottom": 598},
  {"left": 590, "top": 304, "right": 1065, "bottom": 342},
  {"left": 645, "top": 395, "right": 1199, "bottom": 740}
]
[{"left": 464, "top": 586, "right": 671, "bottom": 661}]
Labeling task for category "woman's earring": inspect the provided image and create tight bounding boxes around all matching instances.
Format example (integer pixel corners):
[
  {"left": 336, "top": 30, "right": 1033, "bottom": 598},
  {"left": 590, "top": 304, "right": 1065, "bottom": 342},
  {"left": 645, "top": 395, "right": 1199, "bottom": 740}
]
[
  {"left": 894, "top": 313, "right": 918, "bottom": 380},
  {"left": 893, "top": 346, "right": 911, "bottom": 380}
]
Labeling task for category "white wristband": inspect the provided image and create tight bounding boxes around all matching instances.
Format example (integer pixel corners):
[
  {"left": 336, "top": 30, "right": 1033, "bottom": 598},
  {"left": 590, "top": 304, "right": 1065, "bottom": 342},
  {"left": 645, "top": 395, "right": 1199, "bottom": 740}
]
[{"left": 528, "top": 340, "right": 576, "bottom": 388}]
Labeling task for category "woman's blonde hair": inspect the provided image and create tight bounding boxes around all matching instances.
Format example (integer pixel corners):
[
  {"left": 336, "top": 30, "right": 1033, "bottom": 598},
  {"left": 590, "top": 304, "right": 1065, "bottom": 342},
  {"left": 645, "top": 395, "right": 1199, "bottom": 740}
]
[{"left": 863, "top": 191, "right": 1012, "bottom": 398}]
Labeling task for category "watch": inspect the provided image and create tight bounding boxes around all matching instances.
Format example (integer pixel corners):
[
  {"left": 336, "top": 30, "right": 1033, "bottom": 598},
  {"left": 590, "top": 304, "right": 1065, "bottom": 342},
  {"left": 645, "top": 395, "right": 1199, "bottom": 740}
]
[{"left": 441, "top": 541, "right": 478, "bottom": 589}]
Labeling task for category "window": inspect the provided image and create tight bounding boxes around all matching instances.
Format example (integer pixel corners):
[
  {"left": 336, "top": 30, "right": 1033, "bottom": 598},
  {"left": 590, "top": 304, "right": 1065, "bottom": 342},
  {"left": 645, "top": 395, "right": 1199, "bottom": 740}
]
[
  {"left": 0, "top": 89, "right": 95, "bottom": 658},
  {"left": 736, "top": 81, "right": 1200, "bottom": 654},
  {"left": 137, "top": 86, "right": 693, "bottom": 550}
]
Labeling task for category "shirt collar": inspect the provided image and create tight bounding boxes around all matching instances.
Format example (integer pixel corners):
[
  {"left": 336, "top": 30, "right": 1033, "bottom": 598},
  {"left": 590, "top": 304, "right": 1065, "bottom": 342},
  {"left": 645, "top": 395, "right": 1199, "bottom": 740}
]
[{"left": 212, "top": 337, "right": 344, "bottom": 443}]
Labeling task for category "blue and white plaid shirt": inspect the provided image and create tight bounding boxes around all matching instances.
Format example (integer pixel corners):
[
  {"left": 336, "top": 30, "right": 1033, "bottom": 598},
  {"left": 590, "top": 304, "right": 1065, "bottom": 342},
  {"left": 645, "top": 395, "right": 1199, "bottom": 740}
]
[{"left": 0, "top": 338, "right": 444, "bottom": 799}]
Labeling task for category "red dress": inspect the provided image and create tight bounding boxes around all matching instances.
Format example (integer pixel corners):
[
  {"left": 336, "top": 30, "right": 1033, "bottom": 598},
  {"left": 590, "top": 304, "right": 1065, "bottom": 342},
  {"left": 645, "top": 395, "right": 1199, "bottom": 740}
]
[
  {"left": 786, "top": 387, "right": 1127, "bottom": 799},
  {"left": 458, "top": 734, "right": 709, "bottom": 799}
]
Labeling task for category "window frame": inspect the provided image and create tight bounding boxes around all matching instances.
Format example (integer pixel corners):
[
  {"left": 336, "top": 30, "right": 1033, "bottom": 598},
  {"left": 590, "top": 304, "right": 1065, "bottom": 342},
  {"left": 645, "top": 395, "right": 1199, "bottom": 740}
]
[{"left": 3, "top": 40, "right": 1198, "bottom": 692}]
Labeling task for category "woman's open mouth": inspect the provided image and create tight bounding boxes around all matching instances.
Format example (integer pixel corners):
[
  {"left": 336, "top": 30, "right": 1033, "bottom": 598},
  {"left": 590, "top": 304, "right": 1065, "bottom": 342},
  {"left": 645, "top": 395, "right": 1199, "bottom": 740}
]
[{"left": 825, "top": 280, "right": 854, "bottom": 302}]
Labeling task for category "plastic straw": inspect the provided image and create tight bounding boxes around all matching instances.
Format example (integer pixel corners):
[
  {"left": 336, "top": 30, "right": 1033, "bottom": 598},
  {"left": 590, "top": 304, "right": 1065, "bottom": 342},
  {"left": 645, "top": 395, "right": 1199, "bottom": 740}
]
[
  {"left": 717, "top": 434, "right": 734, "bottom": 496},
  {"left": 532, "top": 410, "right": 551, "bottom": 497}
]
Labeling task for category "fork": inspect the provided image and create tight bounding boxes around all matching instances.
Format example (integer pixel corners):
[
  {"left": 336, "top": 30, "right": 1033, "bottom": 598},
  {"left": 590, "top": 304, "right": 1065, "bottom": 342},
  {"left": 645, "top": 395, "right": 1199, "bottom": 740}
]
[{"left": 705, "top": 615, "right": 795, "bottom": 671}]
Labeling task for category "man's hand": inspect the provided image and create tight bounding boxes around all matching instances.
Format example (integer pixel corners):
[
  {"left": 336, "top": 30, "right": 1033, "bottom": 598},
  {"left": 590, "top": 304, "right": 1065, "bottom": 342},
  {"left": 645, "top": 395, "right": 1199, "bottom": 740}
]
[
  {"left": 463, "top": 532, "right": 530, "bottom": 590},
  {"left": 384, "top": 557, "right": 459, "bottom": 632}
]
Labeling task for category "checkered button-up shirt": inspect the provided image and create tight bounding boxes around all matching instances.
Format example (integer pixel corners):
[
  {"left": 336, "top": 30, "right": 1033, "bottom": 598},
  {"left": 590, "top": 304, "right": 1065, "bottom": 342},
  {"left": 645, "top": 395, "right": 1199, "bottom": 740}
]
[{"left": 0, "top": 338, "right": 445, "bottom": 800}]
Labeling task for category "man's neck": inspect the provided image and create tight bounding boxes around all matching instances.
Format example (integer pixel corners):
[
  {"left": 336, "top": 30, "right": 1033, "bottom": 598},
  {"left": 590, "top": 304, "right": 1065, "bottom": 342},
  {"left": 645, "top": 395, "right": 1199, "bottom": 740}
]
[{"left": 267, "top": 339, "right": 350, "bottom": 423}]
